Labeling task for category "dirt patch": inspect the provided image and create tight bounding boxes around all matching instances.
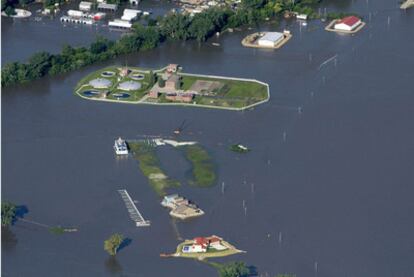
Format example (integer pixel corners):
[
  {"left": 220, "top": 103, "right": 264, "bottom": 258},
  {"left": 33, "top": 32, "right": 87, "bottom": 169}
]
[{"left": 190, "top": 80, "right": 223, "bottom": 94}]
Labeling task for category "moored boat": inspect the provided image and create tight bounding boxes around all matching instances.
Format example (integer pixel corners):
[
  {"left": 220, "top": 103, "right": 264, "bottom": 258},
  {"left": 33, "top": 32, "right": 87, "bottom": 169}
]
[{"left": 114, "top": 137, "right": 129, "bottom": 155}]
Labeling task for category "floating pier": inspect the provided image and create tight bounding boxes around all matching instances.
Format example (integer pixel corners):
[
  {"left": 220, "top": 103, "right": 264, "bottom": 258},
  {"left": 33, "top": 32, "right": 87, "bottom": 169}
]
[{"left": 118, "top": 189, "right": 150, "bottom": 227}]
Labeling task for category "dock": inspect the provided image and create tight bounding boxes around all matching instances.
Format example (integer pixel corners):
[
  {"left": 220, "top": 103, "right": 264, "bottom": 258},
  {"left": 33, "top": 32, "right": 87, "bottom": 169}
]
[
  {"left": 118, "top": 189, "right": 150, "bottom": 227},
  {"left": 401, "top": 0, "right": 414, "bottom": 9}
]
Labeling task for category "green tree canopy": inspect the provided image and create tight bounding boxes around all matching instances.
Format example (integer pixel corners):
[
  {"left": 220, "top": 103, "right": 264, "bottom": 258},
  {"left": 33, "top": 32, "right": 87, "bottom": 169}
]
[
  {"left": 1, "top": 202, "right": 17, "bottom": 227},
  {"left": 218, "top": 261, "right": 250, "bottom": 277},
  {"left": 104, "top": 233, "right": 124, "bottom": 256}
]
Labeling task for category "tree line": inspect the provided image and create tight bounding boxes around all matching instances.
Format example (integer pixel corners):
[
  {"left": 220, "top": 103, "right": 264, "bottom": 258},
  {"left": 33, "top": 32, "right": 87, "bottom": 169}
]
[{"left": 1, "top": 0, "right": 322, "bottom": 88}]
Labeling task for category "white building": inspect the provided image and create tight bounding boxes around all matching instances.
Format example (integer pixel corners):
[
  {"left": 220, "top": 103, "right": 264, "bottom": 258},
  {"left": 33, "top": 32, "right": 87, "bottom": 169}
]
[
  {"left": 182, "top": 244, "right": 206, "bottom": 253},
  {"left": 296, "top": 14, "right": 308, "bottom": 20},
  {"left": 257, "top": 32, "right": 284, "bottom": 47},
  {"left": 108, "top": 19, "right": 132, "bottom": 28},
  {"left": 79, "top": 1, "right": 92, "bottom": 11},
  {"left": 334, "top": 16, "right": 361, "bottom": 31},
  {"left": 67, "top": 9, "right": 84, "bottom": 18},
  {"left": 98, "top": 3, "right": 118, "bottom": 11},
  {"left": 121, "top": 8, "right": 141, "bottom": 21}
]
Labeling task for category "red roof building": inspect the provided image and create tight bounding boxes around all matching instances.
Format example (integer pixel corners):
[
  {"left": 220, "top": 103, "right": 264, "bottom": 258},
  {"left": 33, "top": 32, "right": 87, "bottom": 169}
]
[{"left": 334, "top": 16, "right": 362, "bottom": 31}]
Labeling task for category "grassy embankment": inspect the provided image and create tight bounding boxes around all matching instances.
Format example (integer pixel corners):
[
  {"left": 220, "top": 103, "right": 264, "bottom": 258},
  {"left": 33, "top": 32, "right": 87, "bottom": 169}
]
[
  {"left": 180, "top": 75, "right": 268, "bottom": 108},
  {"left": 129, "top": 141, "right": 180, "bottom": 196},
  {"left": 75, "top": 66, "right": 154, "bottom": 101},
  {"left": 181, "top": 145, "right": 216, "bottom": 187}
]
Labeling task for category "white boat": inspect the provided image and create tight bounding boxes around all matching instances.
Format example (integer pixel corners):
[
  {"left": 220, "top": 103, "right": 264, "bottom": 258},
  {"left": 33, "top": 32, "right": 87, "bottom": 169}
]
[{"left": 114, "top": 137, "right": 129, "bottom": 155}]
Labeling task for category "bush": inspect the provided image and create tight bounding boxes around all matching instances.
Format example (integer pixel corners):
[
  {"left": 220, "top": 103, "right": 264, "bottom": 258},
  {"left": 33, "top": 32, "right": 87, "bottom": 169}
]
[{"left": 158, "top": 78, "right": 166, "bottom": 87}]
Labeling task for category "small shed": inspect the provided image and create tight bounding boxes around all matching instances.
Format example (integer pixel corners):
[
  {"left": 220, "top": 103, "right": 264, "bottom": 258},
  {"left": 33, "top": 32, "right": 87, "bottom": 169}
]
[
  {"left": 79, "top": 1, "right": 92, "bottom": 11},
  {"left": 98, "top": 3, "right": 118, "bottom": 11}
]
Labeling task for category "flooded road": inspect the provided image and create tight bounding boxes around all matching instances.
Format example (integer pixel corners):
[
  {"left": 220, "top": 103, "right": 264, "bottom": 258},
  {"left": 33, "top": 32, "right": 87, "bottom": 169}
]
[{"left": 2, "top": 0, "right": 414, "bottom": 276}]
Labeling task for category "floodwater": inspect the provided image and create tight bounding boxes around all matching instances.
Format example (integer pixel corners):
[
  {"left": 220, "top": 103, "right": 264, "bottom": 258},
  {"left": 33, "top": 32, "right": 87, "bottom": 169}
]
[{"left": 2, "top": 0, "right": 414, "bottom": 276}]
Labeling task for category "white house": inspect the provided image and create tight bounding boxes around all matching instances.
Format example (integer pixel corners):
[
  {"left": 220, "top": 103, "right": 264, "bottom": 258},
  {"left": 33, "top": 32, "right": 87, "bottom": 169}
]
[
  {"left": 108, "top": 19, "right": 132, "bottom": 28},
  {"left": 257, "top": 32, "right": 284, "bottom": 47},
  {"left": 67, "top": 9, "right": 84, "bottom": 18},
  {"left": 296, "top": 14, "right": 308, "bottom": 20},
  {"left": 121, "top": 8, "right": 141, "bottom": 21},
  {"left": 79, "top": 1, "right": 92, "bottom": 11},
  {"left": 334, "top": 16, "right": 361, "bottom": 31},
  {"left": 182, "top": 244, "right": 206, "bottom": 253}
]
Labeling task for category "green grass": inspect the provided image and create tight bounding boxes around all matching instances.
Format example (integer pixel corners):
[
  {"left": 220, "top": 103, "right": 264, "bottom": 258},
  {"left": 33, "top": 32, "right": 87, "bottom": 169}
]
[
  {"left": 181, "top": 145, "right": 216, "bottom": 187},
  {"left": 180, "top": 75, "right": 268, "bottom": 108},
  {"left": 129, "top": 141, "right": 180, "bottom": 196},
  {"left": 49, "top": 226, "right": 65, "bottom": 235}
]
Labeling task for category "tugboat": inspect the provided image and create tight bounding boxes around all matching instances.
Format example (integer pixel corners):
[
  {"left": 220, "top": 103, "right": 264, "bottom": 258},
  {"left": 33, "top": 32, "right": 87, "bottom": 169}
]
[{"left": 114, "top": 137, "right": 129, "bottom": 155}]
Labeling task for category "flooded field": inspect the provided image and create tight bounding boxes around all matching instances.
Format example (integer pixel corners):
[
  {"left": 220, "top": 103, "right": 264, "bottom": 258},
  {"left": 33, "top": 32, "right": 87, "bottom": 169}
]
[{"left": 2, "top": 0, "right": 414, "bottom": 276}]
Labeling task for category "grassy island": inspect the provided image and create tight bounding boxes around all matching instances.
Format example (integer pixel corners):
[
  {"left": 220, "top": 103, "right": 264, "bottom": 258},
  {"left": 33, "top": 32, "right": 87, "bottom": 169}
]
[
  {"left": 129, "top": 141, "right": 180, "bottom": 196},
  {"left": 163, "top": 235, "right": 244, "bottom": 261},
  {"left": 129, "top": 140, "right": 216, "bottom": 196},
  {"left": 181, "top": 145, "right": 216, "bottom": 187},
  {"left": 75, "top": 65, "right": 269, "bottom": 111}
]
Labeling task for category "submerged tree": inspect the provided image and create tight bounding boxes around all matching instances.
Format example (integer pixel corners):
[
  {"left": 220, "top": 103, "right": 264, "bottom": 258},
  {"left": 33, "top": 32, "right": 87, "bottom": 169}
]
[
  {"left": 218, "top": 261, "right": 250, "bottom": 277},
  {"left": 1, "top": 202, "right": 17, "bottom": 227},
  {"left": 104, "top": 233, "right": 124, "bottom": 256}
]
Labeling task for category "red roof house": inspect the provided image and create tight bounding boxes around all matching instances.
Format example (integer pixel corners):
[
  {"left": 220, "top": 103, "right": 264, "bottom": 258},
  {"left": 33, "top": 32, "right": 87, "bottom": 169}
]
[{"left": 334, "top": 16, "right": 362, "bottom": 31}]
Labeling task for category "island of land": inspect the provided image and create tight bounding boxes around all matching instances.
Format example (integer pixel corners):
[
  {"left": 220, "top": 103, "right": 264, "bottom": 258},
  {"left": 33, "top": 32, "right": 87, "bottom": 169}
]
[
  {"left": 242, "top": 31, "right": 292, "bottom": 49},
  {"left": 128, "top": 139, "right": 216, "bottom": 196},
  {"left": 162, "top": 235, "right": 245, "bottom": 260},
  {"left": 325, "top": 16, "right": 365, "bottom": 34},
  {"left": 75, "top": 64, "right": 270, "bottom": 110}
]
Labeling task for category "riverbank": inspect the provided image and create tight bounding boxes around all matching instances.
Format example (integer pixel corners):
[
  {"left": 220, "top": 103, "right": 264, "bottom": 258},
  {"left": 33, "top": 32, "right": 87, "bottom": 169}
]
[{"left": 75, "top": 65, "right": 270, "bottom": 111}]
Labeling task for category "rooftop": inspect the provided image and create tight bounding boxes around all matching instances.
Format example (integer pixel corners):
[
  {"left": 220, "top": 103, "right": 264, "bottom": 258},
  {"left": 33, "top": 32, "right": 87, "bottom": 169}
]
[
  {"left": 259, "top": 32, "right": 283, "bottom": 42},
  {"left": 337, "top": 16, "right": 360, "bottom": 26}
]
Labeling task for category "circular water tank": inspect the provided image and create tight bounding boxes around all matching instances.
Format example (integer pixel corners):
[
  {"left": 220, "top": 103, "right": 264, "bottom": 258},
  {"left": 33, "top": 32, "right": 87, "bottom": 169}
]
[{"left": 89, "top": 78, "right": 112, "bottom": 89}]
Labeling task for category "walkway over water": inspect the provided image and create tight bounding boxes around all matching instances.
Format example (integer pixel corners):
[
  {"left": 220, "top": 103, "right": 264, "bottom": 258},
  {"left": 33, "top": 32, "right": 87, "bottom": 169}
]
[
  {"left": 401, "top": 0, "right": 414, "bottom": 9},
  {"left": 118, "top": 189, "right": 150, "bottom": 227}
]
